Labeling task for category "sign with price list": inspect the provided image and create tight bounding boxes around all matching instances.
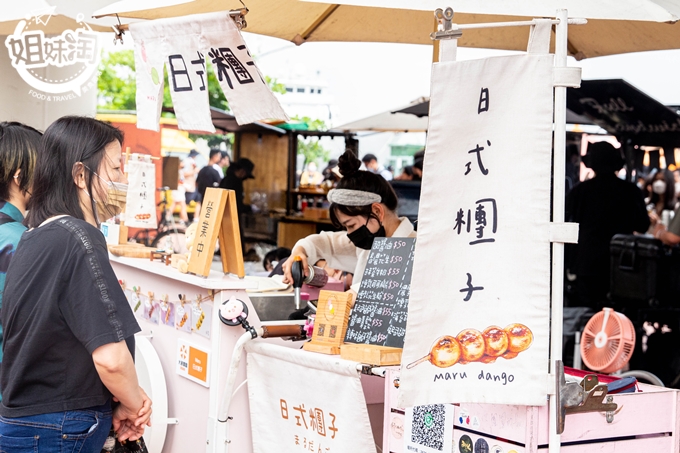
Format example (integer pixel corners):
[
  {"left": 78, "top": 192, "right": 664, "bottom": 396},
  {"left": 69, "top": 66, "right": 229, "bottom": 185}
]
[{"left": 344, "top": 237, "right": 416, "bottom": 348}]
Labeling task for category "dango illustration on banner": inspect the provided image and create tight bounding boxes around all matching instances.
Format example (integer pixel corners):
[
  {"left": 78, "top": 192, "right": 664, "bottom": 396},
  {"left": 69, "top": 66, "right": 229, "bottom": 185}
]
[
  {"left": 407, "top": 324, "right": 533, "bottom": 369},
  {"left": 4, "top": 10, "right": 100, "bottom": 99}
]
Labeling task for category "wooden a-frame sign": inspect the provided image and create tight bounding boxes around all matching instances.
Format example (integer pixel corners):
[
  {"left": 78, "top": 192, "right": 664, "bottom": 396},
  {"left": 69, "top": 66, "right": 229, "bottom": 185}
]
[{"left": 188, "top": 188, "right": 245, "bottom": 278}]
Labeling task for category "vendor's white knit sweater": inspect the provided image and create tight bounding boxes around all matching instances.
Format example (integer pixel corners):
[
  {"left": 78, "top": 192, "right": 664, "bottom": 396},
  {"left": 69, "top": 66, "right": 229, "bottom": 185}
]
[{"left": 294, "top": 217, "right": 416, "bottom": 293}]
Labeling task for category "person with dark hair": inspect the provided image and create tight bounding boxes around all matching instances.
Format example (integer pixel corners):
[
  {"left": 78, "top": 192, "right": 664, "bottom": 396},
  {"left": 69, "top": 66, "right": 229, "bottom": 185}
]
[
  {"left": 645, "top": 169, "right": 676, "bottom": 225},
  {"left": 395, "top": 165, "right": 415, "bottom": 181},
  {"left": 219, "top": 157, "right": 255, "bottom": 216},
  {"left": 0, "top": 116, "right": 151, "bottom": 449},
  {"left": 322, "top": 159, "right": 340, "bottom": 184},
  {"left": 196, "top": 148, "right": 224, "bottom": 201},
  {"left": 219, "top": 150, "right": 231, "bottom": 169},
  {"left": 282, "top": 149, "right": 416, "bottom": 294},
  {"left": 264, "top": 247, "right": 292, "bottom": 273},
  {"left": 566, "top": 141, "right": 650, "bottom": 309},
  {"left": 0, "top": 122, "right": 42, "bottom": 380},
  {"left": 361, "top": 153, "right": 393, "bottom": 181},
  {"left": 219, "top": 157, "right": 255, "bottom": 248},
  {"left": 412, "top": 149, "right": 425, "bottom": 180}
]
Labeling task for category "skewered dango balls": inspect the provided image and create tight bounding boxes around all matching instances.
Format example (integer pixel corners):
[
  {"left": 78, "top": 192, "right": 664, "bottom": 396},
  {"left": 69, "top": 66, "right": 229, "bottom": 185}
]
[
  {"left": 505, "top": 323, "right": 533, "bottom": 353},
  {"left": 429, "top": 335, "right": 462, "bottom": 368},
  {"left": 456, "top": 329, "right": 485, "bottom": 362},
  {"left": 482, "top": 326, "right": 509, "bottom": 357}
]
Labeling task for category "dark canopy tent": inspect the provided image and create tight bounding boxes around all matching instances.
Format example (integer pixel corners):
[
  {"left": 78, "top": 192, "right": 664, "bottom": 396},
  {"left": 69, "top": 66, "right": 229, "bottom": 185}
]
[
  {"left": 566, "top": 79, "right": 680, "bottom": 169},
  {"left": 567, "top": 79, "right": 680, "bottom": 148}
]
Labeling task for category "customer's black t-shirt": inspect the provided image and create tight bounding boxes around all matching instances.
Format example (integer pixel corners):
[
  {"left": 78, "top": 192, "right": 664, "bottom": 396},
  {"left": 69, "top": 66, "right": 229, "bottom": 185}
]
[{"left": 0, "top": 216, "right": 140, "bottom": 417}]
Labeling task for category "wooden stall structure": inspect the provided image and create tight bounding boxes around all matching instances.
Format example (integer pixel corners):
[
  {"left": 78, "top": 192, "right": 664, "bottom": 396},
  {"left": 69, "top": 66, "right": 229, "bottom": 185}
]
[{"left": 235, "top": 128, "right": 356, "bottom": 247}]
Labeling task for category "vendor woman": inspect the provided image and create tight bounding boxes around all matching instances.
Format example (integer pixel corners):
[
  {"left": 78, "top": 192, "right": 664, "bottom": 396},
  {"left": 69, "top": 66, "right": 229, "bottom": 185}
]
[{"left": 283, "top": 149, "right": 416, "bottom": 293}]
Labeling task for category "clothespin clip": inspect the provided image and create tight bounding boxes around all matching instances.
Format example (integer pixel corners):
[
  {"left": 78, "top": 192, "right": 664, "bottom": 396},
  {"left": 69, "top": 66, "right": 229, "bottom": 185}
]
[
  {"left": 179, "top": 294, "right": 186, "bottom": 307},
  {"left": 148, "top": 291, "right": 155, "bottom": 301},
  {"left": 431, "top": 7, "right": 462, "bottom": 40},
  {"left": 207, "top": 289, "right": 216, "bottom": 302},
  {"left": 118, "top": 279, "right": 126, "bottom": 291},
  {"left": 132, "top": 286, "right": 142, "bottom": 312},
  {"left": 112, "top": 14, "right": 125, "bottom": 45},
  {"left": 194, "top": 296, "right": 206, "bottom": 331},
  {"left": 229, "top": 1, "right": 249, "bottom": 30}
]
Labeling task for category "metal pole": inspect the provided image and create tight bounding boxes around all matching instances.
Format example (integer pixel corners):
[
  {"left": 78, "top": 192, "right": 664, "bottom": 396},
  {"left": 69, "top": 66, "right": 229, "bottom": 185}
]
[
  {"left": 454, "top": 17, "right": 586, "bottom": 30},
  {"left": 549, "top": 8, "right": 569, "bottom": 453}
]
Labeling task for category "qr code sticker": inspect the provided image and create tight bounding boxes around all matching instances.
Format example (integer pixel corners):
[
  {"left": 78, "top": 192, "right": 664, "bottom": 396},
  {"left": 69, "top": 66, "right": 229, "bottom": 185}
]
[{"left": 410, "top": 404, "right": 446, "bottom": 451}]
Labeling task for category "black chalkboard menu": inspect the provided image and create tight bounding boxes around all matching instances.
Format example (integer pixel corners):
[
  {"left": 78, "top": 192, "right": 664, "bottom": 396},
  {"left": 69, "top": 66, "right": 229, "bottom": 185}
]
[{"left": 344, "top": 237, "right": 416, "bottom": 348}]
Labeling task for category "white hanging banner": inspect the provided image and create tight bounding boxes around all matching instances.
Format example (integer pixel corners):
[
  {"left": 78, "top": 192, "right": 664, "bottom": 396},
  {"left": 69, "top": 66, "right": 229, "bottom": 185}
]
[
  {"left": 398, "top": 52, "right": 554, "bottom": 407},
  {"left": 129, "top": 12, "right": 288, "bottom": 132},
  {"left": 124, "top": 158, "right": 157, "bottom": 229},
  {"left": 245, "top": 342, "right": 376, "bottom": 453}
]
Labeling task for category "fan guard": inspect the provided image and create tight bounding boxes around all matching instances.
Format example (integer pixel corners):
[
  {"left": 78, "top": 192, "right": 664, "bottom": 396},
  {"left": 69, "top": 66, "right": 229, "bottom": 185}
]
[{"left": 580, "top": 307, "right": 636, "bottom": 374}]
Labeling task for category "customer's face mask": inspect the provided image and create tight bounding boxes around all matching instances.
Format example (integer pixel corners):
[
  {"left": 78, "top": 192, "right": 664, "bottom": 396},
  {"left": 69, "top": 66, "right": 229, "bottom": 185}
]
[
  {"left": 347, "top": 215, "right": 386, "bottom": 250},
  {"left": 84, "top": 167, "right": 128, "bottom": 222},
  {"left": 652, "top": 180, "right": 667, "bottom": 195}
]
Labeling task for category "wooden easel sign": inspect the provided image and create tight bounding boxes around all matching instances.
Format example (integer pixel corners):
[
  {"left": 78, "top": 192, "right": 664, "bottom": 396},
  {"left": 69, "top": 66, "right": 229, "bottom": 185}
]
[{"left": 187, "top": 188, "right": 245, "bottom": 278}]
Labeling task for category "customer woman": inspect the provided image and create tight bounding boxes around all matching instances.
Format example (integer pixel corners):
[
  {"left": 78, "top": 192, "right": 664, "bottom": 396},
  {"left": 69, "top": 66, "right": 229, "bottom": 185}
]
[
  {"left": 0, "top": 116, "right": 151, "bottom": 452},
  {"left": 646, "top": 169, "right": 676, "bottom": 225},
  {"left": 0, "top": 122, "right": 42, "bottom": 372},
  {"left": 283, "top": 149, "right": 416, "bottom": 294}
]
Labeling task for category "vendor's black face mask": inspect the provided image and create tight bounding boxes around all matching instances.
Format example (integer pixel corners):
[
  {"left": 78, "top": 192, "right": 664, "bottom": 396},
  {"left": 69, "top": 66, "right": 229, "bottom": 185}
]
[{"left": 347, "top": 216, "right": 386, "bottom": 250}]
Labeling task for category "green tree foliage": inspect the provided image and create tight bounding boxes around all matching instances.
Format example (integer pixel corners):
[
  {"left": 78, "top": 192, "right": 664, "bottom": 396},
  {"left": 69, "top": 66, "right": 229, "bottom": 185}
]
[
  {"left": 294, "top": 116, "right": 331, "bottom": 165},
  {"left": 97, "top": 50, "right": 137, "bottom": 111}
]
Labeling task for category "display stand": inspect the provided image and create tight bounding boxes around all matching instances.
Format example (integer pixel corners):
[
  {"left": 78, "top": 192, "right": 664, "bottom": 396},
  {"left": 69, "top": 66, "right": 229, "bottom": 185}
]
[
  {"left": 302, "top": 290, "right": 353, "bottom": 354},
  {"left": 188, "top": 187, "right": 245, "bottom": 278},
  {"left": 340, "top": 344, "right": 402, "bottom": 366}
]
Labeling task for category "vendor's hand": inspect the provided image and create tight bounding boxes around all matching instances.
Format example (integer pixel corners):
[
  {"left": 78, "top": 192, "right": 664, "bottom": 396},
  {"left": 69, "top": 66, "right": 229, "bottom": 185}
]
[{"left": 282, "top": 247, "right": 309, "bottom": 285}]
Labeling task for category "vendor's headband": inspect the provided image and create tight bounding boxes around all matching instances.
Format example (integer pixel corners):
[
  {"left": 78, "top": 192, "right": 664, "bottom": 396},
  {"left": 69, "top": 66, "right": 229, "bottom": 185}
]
[{"left": 327, "top": 188, "right": 382, "bottom": 206}]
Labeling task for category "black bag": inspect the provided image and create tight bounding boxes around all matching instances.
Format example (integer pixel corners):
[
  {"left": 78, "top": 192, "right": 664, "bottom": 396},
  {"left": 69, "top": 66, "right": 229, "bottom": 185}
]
[
  {"left": 609, "top": 234, "right": 664, "bottom": 303},
  {"left": 101, "top": 428, "right": 148, "bottom": 453}
]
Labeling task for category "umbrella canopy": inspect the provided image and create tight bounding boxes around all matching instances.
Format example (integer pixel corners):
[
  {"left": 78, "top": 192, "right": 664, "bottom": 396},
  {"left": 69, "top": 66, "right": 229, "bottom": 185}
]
[
  {"left": 161, "top": 127, "right": 196, "bottom": 155},
  {"left": 333, "top": 103, "right": 430, "bottom": 132},
  {"left": 92, "top": 0, "right": 680, "bottom": 58},
  {"left": 393, "top": 98, "right": 595, "bottom": 125}
]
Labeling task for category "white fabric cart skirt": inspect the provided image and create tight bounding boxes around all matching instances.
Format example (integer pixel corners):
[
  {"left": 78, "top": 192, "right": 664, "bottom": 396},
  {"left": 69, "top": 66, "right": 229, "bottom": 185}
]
[{"left": 245, "top": 341, "right": 377, "bottom": 453}]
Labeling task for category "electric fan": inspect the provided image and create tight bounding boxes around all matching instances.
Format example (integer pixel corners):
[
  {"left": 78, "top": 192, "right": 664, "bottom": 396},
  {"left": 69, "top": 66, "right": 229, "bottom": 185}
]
[{"left": 580, "top": 307, "right": 636, "bottom": 374}]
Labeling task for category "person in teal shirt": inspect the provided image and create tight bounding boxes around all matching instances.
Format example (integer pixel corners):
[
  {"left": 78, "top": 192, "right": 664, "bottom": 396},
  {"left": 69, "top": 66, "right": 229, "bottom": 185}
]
[{"left": 0, "top": 122, "right": 42, "bottom": 370}]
